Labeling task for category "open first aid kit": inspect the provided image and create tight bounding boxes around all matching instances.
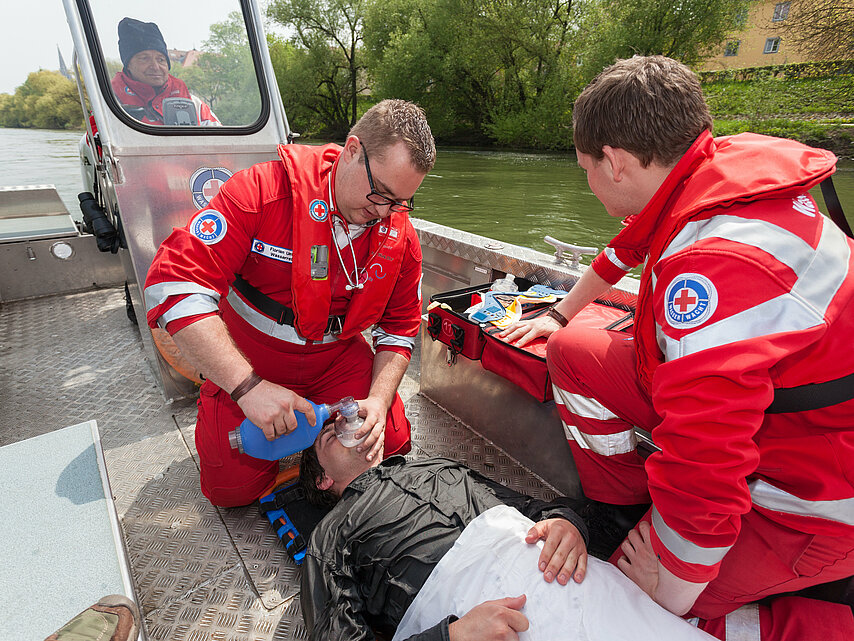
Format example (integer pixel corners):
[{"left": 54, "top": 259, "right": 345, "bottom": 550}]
[{"left": 426, "top": 277, "right": 633, "bottom": 402}]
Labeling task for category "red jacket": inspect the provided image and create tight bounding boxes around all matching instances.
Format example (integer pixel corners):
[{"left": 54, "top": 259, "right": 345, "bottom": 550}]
[
  {"left": 110, "top": 71, "right": 219, "bottom": 126},
  {"left": 592, "top": 132, "right": 854, "bottom": 582},
  {"left": 144, "top": 143, "right": 422, "bottom": 359}
]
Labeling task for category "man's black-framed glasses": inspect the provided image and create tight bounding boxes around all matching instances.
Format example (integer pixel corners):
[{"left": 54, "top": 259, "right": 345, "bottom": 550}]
[{"left": 360, "top": 142, "right": 415, "bottom": 213}]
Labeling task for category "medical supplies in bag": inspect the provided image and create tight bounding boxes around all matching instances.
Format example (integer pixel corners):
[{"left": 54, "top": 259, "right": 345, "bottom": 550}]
[{"left": 426, "top": 278, "right": 633, "bottom": 402}]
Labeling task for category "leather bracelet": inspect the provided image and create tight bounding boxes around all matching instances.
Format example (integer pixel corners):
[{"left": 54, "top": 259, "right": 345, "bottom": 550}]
[
  {"left": 546, "top": 306, "right": 569, "bottom": 327},
  {"left": 230, "top": 371, "right": 263, "bottom": 403}
]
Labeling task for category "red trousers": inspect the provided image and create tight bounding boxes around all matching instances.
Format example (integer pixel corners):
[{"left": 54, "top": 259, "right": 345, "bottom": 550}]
[
  {"left": 195, "top": 334, "right": 410, "bottom": 507},
  {"left": 698, "top": 597, "right": 854, "bottom": 641},
  {"left": 548, "top": 327, "right": 854, "bottom": 624}
]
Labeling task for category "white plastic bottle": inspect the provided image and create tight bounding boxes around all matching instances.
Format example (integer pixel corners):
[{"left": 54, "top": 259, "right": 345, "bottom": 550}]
[
  {"left": 335, "top": 397, "right": 369, "bottom": 447},
  {"left": 490, "top": 273, "right": 518, "bottom": 293}
]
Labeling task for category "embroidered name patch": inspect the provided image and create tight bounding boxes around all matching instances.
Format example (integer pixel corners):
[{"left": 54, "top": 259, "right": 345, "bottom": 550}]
[
  {"left": 190, "top": 210, "right": 227, "bottom": 245},
  {"left": 309, "top": 199, "right": 328, "bottom": 222},
  {"left": 665, "top": 273, "right": 717, "bottom": 329},
  {"left": 251, "top": 239, "right": 292, "bottom": 263},
  {"left": 190, "top": 167, "right": 233, "bottom": 210}
]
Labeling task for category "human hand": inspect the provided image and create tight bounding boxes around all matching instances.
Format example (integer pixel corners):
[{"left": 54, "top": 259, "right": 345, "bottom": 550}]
[
  {"left": 237, "top": 380, "right": 315, "bottom": 440},
  {"left": 525, "top": 518, "right": 587, "bottom": 585},
  {"left": 448, "top": 595, "right": 529, "bottom": 641},
  {"left": 497, "top": 315, "right": 563, "bottom": 347},
  {"left": 616, "top": 521, "right": 659, "bottom": 600},
  {"left": 353, "top": 395, "right": 387, "bottom": 462}
]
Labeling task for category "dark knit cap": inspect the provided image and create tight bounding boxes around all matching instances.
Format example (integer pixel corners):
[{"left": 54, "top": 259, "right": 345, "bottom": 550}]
[{"left": 118, "top": 17, "right": 170, "bottom": 70}]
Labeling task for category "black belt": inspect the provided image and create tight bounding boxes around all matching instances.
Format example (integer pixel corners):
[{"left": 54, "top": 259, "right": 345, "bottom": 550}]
[
  {"left": 232, "top": 275, "right": 345, "bottom": 334},
  {"left": 767, "top": 371, "right": 854, "bottom": 414}
]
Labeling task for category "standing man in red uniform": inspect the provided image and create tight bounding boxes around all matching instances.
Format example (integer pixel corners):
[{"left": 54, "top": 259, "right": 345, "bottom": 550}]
[
  {"left": 501, "top": 56, "right": 854, "bottom": 637},
  {"left": 144, "top": 100, "right": 435, "bottom": 507}
]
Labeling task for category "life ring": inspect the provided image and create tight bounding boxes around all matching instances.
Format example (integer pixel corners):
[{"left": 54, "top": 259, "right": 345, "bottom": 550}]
[{"left": 151, "top": 327, "right": 204, "bottom": 385}]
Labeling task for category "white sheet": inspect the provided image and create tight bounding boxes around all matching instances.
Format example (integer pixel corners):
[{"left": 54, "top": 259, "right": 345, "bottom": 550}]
[{"left": 393, "top": 505, "right": 714, "bottom": 641}]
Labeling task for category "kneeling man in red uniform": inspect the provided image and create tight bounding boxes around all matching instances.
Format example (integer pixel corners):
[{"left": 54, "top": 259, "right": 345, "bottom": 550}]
[
  {"left": 144, "top": 100, "right": 434, "bottom": 506},
  {"left": 501, "top": 56, "right": 854, "bottom": 639}
]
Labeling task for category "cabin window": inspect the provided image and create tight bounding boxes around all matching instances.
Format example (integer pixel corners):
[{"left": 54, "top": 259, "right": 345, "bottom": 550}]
[
  {"left": 764, "top": 37, "right": 781, "bottom": 54},
  {"left": 724, "top": 41, "right": 740, "bottom": 57},
  {"left": 82, "top": 0, "right": 267, "bottom": 132},
  {"left": 772, "top": 2, "right": 790, "bottom": 22}
]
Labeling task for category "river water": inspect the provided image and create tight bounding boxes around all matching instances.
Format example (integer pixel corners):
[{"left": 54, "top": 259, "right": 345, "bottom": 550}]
[{"left": 1, "top": 128, "right": 852, "bottom": 256}]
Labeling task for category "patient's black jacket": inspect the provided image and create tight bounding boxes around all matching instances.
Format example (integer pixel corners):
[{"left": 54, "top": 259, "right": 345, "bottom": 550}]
[{"left": 300, "top": 456, "right": 588, "bottom": 641}]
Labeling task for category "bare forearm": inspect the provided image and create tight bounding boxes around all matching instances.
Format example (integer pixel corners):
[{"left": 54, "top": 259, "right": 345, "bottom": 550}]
[
  {"left": 654, "top": 562, "right": 708, "bottom": 616},
  {"left": 553, "top": 266, "right": 612, "bottom": 323},
  {"left": 369, "top": 349, "right": 409, "bottom": 408},
  {"left": 171, "top": 316, "right": 252, "bottom": 394}
]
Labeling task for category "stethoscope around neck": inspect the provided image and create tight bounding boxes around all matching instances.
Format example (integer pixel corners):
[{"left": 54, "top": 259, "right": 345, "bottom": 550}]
[{"left": 328, "top": 182, "right": 389, "bottom": 291}]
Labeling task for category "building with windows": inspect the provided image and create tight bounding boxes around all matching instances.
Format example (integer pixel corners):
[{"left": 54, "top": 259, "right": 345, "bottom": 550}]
[{"left": 699, "top": 1, "right": 805, "bottom": 70}]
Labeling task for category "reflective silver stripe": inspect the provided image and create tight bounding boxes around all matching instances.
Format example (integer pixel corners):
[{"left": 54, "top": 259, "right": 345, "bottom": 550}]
[
  {"left": 553, "top": 385, "right": 619, "bottom": 420},
  {"left": 651, "top": 507, "right": 731, "bottom": 567},
  {"left": 553, "top": 385, "right": 637, "bottom": 455},
  {"left": 749, "top": 478, "right": 854, "bottom": 527},
  {"left": 157, "top": 293, "right": 219, "bottom": 328},
  {"left": 725, "top": 603, "right": 760, "bottom": 641},
  {"left": 660, "top": 216, "right": 814, "bottom": 271},
  {"left": 560, "top": 420, "right": 637, "bottom": 455},
  {"left": 658, "top": 217, "right": 850, "bottom": 360},
  {"left": 372, "top": 326, "right": 416, "bottom": 350},
  {"left": 792, "top": 216, "right": 850, "bottom": 316},
  {"left": 604, "top": 246, "right": 632, "bottom": 272},
  {"left": 226, "top": 289, "right": 338, "bottom": 345},
  {"left": 659, "top": 292, "right": 825, "bottom": 360},
  {"left": 144, "top": 281, "right": 220, "bottom": 312}
]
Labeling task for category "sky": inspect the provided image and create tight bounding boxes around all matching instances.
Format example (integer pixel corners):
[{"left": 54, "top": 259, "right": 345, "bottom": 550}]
[{"left": 0, "top": 0, "right": 270, "bottom": 95}]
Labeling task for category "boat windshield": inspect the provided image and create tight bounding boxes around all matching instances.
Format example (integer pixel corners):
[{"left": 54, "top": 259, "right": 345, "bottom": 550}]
[{"left": 86, "top": 0, "right": 264, "bottom": 129}]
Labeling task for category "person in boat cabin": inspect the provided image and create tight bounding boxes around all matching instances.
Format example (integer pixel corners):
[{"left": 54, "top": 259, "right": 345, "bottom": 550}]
[
  {"left": 296, "top": 425, "right": 853, "bottom": 641},
  {"left": 110, "top": 17, "right": 220, "bottom": 126},
  {"left": 499, "top": 55, "right": 854, "bottom": 634},
  {"left": 144, "top": 100, "right": 433, "bottom": 508}
]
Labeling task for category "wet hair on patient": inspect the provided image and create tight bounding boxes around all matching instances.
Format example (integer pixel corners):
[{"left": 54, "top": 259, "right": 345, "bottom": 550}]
[
  {"left": 349, "top": 99, "right": 436, "bottom": 174},
  {"left": 573, "top": 55, "right": 713, "bottom": 168},
  {"left": 298, "top": 445, "right": 340, "bottom": 508}
]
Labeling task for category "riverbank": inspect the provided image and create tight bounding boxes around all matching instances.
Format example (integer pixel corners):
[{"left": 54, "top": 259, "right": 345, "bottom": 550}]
[{"left": 701, "top": 62, "right": 854, "bottom": 159}]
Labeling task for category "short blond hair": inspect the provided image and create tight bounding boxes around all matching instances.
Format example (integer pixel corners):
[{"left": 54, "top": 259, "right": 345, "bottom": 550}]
[
  {"left": 349, "top": 99, "right": 436, "bottom": 173},
  {"left": 573, "top": 56, "right": 712, "bottom": 167}
]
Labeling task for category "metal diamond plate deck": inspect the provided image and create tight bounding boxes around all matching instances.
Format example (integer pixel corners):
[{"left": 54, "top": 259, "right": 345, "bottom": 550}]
[{"left": 0, "top": 286, "right": 562, "bottom": 640}]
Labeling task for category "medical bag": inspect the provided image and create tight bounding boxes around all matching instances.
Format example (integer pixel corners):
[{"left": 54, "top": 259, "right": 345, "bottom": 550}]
[
  {"left": 427, "top": 281, "right": 634, "bottom": 402},
  {"left": 426, "top": 283, "right": 493, "bottom": 361}
]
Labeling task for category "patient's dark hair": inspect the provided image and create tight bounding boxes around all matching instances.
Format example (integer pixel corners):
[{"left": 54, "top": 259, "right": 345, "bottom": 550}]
[{"left": 298, "top": 445, "right": 340, "bottom": 508}]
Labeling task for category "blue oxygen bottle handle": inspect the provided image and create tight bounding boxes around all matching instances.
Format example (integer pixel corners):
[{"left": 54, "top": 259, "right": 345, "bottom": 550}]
[{"left": 227, "top": 400, "right": 334, "bottom": 459}]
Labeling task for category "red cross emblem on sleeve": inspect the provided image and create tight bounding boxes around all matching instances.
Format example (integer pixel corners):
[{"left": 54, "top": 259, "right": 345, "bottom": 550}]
[{"left": 674, "top": 288, "right": 698, "bottom": 313}]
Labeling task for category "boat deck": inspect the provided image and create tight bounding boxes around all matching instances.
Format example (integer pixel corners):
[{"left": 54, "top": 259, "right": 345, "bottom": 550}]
[{"left": 0, "top": 286, "right": 561, "bottom": 640}]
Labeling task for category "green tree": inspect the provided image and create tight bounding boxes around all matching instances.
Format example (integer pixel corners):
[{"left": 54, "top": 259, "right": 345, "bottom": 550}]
[
  {"left": 774, "top": 0, "right": 854, "bottom": 62},
  {"left": 0, "top": 70, "right": 83, "bottom": 129},
  {"left": 171, "top": 11, "right": 262, "bottom": 126},
  {"left": 267, "top": 0, "right": 366, "bottom": 138},
  {"left": 364, "top": 0, "right": 584, "bottom": 148},
  {"left": 268, "top": 34, "right": 326, "bottom": 136},
  {"left": 580, "top": 0, "right": 753, "bottom": 76}
]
